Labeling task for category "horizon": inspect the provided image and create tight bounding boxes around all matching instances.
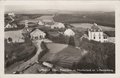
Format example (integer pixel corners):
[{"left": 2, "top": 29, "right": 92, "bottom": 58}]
[{"left": 5, "top": 1, "right": 115, "bottom": 14}]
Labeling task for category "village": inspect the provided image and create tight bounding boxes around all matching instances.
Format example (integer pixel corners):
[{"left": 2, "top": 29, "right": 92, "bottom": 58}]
[{"left": 5, "top": 12, "right": 115, "bottom": 74}]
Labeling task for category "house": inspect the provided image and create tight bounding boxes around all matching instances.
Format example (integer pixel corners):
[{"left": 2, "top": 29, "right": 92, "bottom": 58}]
[
  {"left": 64, "top": 29, "right": 75, "bottom": 36},
  {"left": 5, "top": 23, "right": 12, "bottom": 28},
  {"left": 51, "top": 22, "right": 65, "bottom": 29},
  {"left": 36, "top": 15, "right": 54, "bottom": 27},
  {"left": 88, "top": 23, "right": 108, "bottom": 42},
  {"left": 5, "top": 22, "right": 17, "bottom": 28},
  {"left": 8, "top": 12, "right": 15, "bottom": 17},
  {"left": 38, "top": 20, "right": 44, "bottom": 25},
  {"left": 30, "top": 29, "right": 46, "bottom": 40}
]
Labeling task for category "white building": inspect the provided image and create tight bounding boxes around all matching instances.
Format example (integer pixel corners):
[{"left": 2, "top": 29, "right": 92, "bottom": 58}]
[
  {"left": 5, "top": 23, "right": 12, "bottom": 28},
  {"left": 30, "top": 29, "right": 46, "bottom": 40},
  {"left": 51, "top": 22, "right": 65, "bottom": 29},
  {"left": 5, "top": 23, "right": 17, "bottom": 28},
  {"left": 8, "top": 12, "right": 15, "bottom": 17},
  {"left": 88, "top": 23, "right": 108, "bottom": 42},
  {"left": 38, "top": 20, "right": 44, "bottom": 25},
  {"left": 64, "top": 29, "right": 75, "bottom": 36},
  {"left": 36, "top": 15, "right": 54, "bottom": 27}
]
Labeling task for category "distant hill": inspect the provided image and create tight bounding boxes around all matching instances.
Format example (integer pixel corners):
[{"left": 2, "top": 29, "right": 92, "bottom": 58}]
[{"left": 53, "top": 12, "right": 115, "bottom": 28}]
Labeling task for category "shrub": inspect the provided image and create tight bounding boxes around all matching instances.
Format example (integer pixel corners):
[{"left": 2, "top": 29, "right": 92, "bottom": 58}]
[
  {"left": 68, "top": 36, "right": 75, "bottom": 46},
  {"left": 77, "top": 40, "right": 115, "bottom": 73},
  {"left": 38, "top": 41, "right": 49, "bottom": 61}
]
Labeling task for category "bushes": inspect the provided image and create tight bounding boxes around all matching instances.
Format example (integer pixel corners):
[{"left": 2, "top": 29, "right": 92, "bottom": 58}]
[
  {"left": 47, "top": 34, "right": 68, "bottom": 44},
  {"left": 68, "top": 36, "right": 75, "bottom": 46},
  {"left": 5, "top": 42, "right": 37, "bottom": 67},
  {"left": 38, "top": 41, "right": 49, "bottom": 61},
  {"left": 77, "top": 39, "right": 115, "bottom": 73}
]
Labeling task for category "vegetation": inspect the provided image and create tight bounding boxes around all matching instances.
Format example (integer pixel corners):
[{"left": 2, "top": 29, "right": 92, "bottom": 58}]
[
  {"left": 68, "top": 36, "right": 75, "bottom": 46},
  {"left": 54, "top": 12, "right": 115, "bottom": 28},
  {"left": 5, "top": 39, "right": 37, "bottom": 67},
  {"left": 74, "top": 39, "right": 115, "bottom": 73},
  {"left": 104, "top": 31, "right": 115, "bottom": 37},
  {"left": 38, "top": 41, "right": 49, "bottom": 61}
]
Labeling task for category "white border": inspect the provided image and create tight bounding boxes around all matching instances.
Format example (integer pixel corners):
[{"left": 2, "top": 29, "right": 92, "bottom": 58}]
[{"left": 0, "top": 1, "right": 120, "bottom": 78}]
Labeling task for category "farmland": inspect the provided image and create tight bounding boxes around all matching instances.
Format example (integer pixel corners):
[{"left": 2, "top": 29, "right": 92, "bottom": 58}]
[
  {"left": 4, "top": 10, "right": 115, "bottom": 74},
  {"left": 70, "top": 23, "right": 115, "bottom": 31}
]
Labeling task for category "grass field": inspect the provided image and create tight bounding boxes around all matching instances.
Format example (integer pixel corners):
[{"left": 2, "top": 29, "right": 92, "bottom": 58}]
[
  {"left": 71, "top": 23, "right": 115, "bottom": 31},
  {"left": 40, "top": 43, "right": 87, "bottom": 69}
]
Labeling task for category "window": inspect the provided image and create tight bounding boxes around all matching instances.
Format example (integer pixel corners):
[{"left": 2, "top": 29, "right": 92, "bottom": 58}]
[
  {"left": 35, "top": 37, "right": 38, "bottom": 40},
  {"left": 99, "top": 36, "right": 101, "bottom": 39},
  {"left": 104, "top": 36, "right": 107, "bottom": 39}
]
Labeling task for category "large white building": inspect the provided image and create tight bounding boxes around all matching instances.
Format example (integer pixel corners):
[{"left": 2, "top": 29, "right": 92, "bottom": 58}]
[
  {"left": 30, "top": 29, "right": 46, "bottom": 40},
  {"left": 88, "top": 23, "right": 108, "bottom": 43}
]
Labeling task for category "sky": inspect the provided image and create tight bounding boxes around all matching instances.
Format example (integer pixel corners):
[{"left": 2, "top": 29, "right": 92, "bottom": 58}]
[{"left": 5, "top": 1, "right": 115, "bottom": 13}]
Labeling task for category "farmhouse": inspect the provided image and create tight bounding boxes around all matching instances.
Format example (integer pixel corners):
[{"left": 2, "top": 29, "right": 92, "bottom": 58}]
[
  {"left": 51, "top": 22, "right": 65, "bottom": 29},
  {"left": 36, "top": 15, "right": 54, "bottom": 27},
  {"left": 88, "top": 23, "right": 108, "bottom": 42},
  {"left": 64, "top": 29, "right": 75, "bottom": 36},
  {"left": 5, "top": 23, "right": 12, "bottom": 28},
  {"left": 38, "top": 20, "right": 44, "bottom": 26},
  {"left": 30, "top": 29, "right": 46, "bottom": 40},
  {"left": 5, "top": 23, "right": 17, "bottom": 28}
]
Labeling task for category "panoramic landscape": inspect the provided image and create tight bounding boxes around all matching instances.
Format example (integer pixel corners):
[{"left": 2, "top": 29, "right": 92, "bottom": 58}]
[{"left": 5, "top": 4, "right": 115, "bottom": 74}]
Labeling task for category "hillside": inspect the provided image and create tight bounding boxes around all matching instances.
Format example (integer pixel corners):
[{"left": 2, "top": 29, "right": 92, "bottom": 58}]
[{"left": 53, "top": 12, "right": 115, "bottom": 28}]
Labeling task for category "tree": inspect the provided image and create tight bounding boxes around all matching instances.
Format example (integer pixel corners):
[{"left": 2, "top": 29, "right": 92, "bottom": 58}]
[
  {"left": 8, "top": 37, "right": 13, "bottom": 43},
  {"left": 68, "top": 36, "right": 75, "bottom": 46}
]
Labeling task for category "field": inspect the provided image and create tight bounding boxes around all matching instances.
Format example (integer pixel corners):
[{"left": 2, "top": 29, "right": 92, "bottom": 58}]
[
  {"left": 40, "top": 43, "right": 87, "bottom": 69},
  {"left": 5, "top": 30, "right": 24, "bottom": 42},
  {"left": 54, "top": 12, "right": 115, "bottom": 28},
  {"left": 71, "top": 23, "right": 115, "bottom": 31}
]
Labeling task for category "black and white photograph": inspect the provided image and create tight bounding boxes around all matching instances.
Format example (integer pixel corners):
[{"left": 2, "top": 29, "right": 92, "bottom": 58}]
[{"left": 3, "top": 1, "right": 116, "bottom": 74}]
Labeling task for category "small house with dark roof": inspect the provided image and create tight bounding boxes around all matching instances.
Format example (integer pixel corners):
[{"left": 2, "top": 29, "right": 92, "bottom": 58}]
[{"left": 88, "top": 23, "right": 108, "bottom": 42}]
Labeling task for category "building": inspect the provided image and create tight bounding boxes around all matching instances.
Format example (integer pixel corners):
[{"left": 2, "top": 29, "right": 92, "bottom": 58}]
[
  {"left": 38, "top": 20, "right": 44, "bottom": 26},
  {"left": 22, "top": 20, "right": 32, "bottom": 35},
  {"left": 36, "top": 15, "right": 54, "bottom": 27},
  {"left": 8, "top": 12, "right": 15, "bottom": 17},
  {"left": 88, "top": 23, "right": 108, "bottom": 42},
  {"left": 64, "top": 29, "right": 75, "bottom": 36},
  {"left": 5, "top": 23, "right": 17, "bottom": 28},
  {"left": 30, "top": 29, "right": 46, "bottom": 40},
  {"left": 51, "top": 22, "right": 65, "bottom": 29}
]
